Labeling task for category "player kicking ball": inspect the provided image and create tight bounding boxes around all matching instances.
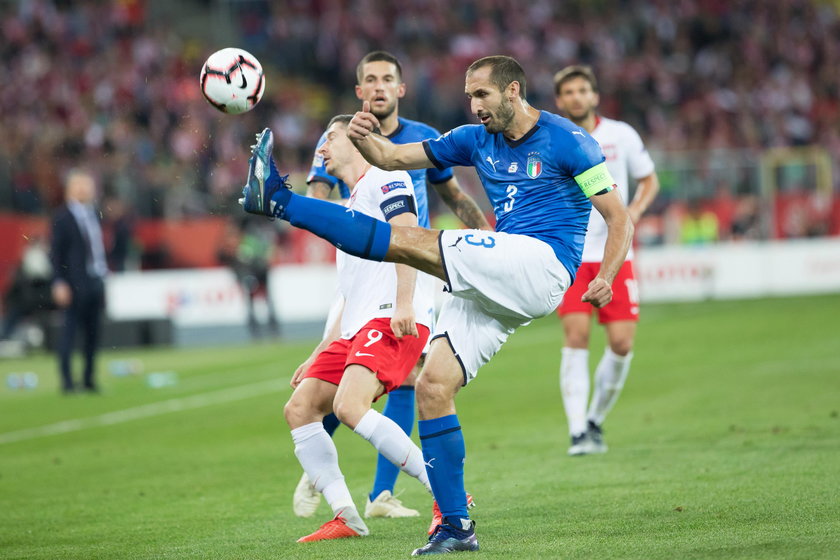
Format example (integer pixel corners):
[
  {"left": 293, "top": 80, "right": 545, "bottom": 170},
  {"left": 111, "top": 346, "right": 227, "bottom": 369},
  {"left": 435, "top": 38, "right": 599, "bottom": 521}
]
[
  {"left": 242, "top": 56, "right": 632, "bottom": 555},
  {"left": 281, "top": 115, "right": 437, "bottom": 542}
]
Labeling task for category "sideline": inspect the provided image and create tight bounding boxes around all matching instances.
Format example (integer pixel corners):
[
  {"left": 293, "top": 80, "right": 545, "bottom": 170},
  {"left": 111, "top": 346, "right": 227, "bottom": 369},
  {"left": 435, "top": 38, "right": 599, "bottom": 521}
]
[{"left": 0, "top": 377, "right": 289, "bottom": 446}]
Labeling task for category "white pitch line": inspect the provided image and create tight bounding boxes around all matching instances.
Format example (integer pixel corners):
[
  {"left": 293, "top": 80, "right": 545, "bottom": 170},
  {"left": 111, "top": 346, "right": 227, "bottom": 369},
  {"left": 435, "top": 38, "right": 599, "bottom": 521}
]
[{"left": 0, "top": 377, "right": 289, "bottom": 446}]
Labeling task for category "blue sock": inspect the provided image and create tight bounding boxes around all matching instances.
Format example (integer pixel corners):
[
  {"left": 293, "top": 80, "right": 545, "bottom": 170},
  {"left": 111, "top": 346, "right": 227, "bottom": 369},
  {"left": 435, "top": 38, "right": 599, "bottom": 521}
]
[
  {"left": 269, "top": 184, "right": 391, "bottom": 261},
  {"left": 418, "top": 414, "right": 469, "bottom": 524},
  {"left": 322, "top": 413, "right": 340, "bottom": 437},
  {"left": 370, "top": 386, "right": 415, "bottom": 501}
]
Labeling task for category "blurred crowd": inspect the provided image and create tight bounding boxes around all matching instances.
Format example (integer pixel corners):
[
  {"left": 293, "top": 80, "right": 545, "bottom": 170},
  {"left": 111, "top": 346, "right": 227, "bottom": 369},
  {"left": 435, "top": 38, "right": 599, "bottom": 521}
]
[
  {"left": 1, "top": 0, "right": 838, "bottom": 234},
  {"left": 242, "top": 0, "right": 840, "bottom": 154}
]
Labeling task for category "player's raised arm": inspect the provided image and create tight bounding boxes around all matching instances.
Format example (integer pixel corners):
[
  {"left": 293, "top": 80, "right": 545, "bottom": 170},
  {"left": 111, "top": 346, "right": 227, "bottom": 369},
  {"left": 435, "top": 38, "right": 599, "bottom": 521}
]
[
  {"left": 306, "top": 180, "right": 333, "bottom": 200},
  {"left": 584, "top": 189, "right": 633, "bottom": 307},
  {"left": 348, "top": 101, "right": 433, "bottom": 171}
]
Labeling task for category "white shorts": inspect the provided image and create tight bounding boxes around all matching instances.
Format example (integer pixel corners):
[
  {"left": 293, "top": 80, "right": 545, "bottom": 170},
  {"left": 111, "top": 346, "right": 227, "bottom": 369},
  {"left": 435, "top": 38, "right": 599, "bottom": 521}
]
[{"left": 432, "top": 230, "right": 571, "bottom": 383}]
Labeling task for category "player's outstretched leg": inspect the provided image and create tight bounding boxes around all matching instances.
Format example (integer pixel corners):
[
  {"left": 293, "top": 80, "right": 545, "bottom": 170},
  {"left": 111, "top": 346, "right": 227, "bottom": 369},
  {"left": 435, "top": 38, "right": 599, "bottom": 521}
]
[
  {"left": 239, "top": 128, "right": 445, "bottom": 281},
  {"left": 240, "top": 128, "right": 392, "bottom": 261}
]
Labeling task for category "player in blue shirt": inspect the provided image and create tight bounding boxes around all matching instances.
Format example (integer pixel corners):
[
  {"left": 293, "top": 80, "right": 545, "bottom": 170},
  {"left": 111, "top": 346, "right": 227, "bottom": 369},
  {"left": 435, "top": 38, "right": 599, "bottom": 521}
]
[
  {"left": 294, "top": 51, "right": 490, "bottom": 522},
  {"left": 240, "top": 55, "right": 632, "bottom": 555},
  {"left": 305, "top": 51, "right": 488, "bottom": 230}
]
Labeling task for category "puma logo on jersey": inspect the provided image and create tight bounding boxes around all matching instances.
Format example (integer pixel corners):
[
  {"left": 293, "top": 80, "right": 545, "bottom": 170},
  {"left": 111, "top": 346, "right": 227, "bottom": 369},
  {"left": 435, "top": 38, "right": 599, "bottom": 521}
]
[
  {"left": 572, "top": 130, "right": 585, "bottom": 136},
  {"left": 449, "top": 236, "right": 464, "bottom": 251},
  {"left": 485, "top": 156, "right": 499, "bottom": 171},
  {"left": 424, "top": 457, "right": 436, "bottom": 469}
]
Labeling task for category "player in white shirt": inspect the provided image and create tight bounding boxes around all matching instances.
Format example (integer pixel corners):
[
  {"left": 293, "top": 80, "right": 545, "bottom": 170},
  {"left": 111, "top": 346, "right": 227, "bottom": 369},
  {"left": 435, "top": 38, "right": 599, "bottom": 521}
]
[
  {"left": 553, "top": 65, "right": 660, "bottom": 456},
  {"left": 283, "top": 115, "right": 437, "bottom": 543}
]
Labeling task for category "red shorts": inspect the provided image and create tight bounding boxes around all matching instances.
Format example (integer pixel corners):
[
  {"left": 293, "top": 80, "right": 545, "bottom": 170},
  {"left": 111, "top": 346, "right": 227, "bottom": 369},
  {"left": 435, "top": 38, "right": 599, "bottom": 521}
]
[
  {"left": 557, "top": 261, "right": 639, "bottom": 323},
  {"left": 304, "top": 317, "right": 430, "bottom": 394}
]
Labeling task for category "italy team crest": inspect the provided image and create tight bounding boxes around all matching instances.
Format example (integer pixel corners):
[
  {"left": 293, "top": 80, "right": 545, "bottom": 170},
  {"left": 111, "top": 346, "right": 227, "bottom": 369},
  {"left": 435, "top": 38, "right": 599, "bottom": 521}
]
[{"left": 526, "top": 153, "right": 542, "bottom": 178}]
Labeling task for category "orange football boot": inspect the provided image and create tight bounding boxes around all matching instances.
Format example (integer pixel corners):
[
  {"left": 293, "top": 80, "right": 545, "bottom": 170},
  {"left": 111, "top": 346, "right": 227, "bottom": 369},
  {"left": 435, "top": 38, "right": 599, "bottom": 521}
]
[{"left": 297, "top": 514, "right": 363, "bottom": 542}]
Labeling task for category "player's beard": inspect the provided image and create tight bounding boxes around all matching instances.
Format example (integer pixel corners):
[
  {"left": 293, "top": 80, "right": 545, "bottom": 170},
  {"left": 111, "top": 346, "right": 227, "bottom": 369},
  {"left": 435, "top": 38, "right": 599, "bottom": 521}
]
[
  {"left": 567, "top": 105, "right": 594, "bottom": 125},
  {"left": 483, "top": 97, "right": 515, "bottom": 134},
  {"left": 370, "top": 97, "right": 397, "bottom": 121}
]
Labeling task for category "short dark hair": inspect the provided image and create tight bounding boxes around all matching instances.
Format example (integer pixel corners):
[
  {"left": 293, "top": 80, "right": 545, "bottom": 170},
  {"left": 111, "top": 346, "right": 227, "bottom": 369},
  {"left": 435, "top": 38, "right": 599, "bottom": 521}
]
[
  {"left": 356, "top": 51, "right": 403, "bottom": 84},
  {"left": 327, "top": 114, "right": 354, "bottom": 129},
  {"left": 553, "top": 65, "right": 599, "bottom": 95},
  {"left": 467, "top": 55, "right": 527, "bottom": 98}
]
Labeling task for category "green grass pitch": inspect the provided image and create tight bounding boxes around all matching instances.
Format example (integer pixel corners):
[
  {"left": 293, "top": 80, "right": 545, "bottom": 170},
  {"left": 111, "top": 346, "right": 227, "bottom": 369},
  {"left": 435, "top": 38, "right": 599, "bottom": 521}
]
[{"left": 1, "top": 295, "right": 839, "bottom": 559}]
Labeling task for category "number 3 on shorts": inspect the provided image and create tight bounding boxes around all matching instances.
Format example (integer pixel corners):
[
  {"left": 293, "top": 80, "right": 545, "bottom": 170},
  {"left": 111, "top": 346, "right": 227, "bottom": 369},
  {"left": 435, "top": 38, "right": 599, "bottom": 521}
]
[
  {"left": 464, "top": 233, "right": 496, "bottom": 248},
  {"left": 365, "top": 329, "right": 383, "bottom": 347}
]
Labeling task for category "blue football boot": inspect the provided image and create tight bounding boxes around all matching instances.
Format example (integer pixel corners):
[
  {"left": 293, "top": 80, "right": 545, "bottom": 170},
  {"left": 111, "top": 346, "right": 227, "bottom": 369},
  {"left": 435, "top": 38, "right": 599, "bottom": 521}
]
[
  {"left": 239, "top": 128, "right": 291, "bottom": 218},
  {"left": 412, "top": 519, "right": 479, "bottom": 555}
]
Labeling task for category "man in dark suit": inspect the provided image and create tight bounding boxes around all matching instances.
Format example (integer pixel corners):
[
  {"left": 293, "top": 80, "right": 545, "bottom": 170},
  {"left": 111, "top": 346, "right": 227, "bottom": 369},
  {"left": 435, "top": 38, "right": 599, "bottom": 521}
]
[{"left": 50, "top": 170, "right": 108, "bottom": 393}]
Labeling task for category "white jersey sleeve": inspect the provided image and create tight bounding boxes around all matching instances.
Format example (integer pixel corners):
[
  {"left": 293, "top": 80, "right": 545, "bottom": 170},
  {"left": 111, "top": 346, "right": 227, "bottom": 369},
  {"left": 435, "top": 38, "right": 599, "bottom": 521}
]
[{"left": 337, "top": 167, "right": 436, "bottom": 339}]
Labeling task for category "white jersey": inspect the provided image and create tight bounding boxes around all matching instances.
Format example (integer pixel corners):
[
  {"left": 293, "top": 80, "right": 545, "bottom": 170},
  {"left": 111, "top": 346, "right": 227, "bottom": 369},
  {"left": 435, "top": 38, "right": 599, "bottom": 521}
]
[
  {"left": 582, "top": 116, "right": 655, "bottom": 262},
  {"left": 337, "top": 167, "right": 435, "bottom": 339}
]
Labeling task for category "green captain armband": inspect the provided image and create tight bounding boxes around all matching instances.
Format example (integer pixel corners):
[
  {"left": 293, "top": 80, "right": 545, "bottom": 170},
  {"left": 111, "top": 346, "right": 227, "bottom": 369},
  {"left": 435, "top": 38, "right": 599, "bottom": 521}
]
[{"left": 574, "top": 162, "right": 616, "bottom": 198}]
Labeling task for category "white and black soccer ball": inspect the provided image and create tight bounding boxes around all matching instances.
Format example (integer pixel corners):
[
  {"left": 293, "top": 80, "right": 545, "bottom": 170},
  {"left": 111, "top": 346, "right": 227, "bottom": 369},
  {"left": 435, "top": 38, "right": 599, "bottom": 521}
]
[{"left": 200, "top": 48, "right": 265, "bottom": 114}]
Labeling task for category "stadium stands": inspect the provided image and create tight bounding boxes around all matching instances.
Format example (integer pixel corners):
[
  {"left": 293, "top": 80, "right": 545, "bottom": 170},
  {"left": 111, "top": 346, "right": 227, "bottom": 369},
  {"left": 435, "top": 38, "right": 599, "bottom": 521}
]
[{"left": 0, "top": 0, "right": 837, "bottom": 271}]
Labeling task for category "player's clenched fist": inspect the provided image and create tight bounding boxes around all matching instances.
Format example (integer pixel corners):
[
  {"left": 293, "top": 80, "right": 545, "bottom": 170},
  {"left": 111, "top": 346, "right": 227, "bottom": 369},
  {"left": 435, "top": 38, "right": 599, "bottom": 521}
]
[
  {"left": 348, "top": 101, "right": 381, "bottom": 140},
  {"left": 581, "top": 276, "right": 613, "bottom": 308}
]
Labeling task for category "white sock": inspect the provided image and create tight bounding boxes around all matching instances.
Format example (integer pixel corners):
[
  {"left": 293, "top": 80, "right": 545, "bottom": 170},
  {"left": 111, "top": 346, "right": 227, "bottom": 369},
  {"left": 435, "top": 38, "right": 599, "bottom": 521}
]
[
  {"left": 291, "top": 421, "right": 366, "bottom": 531},
  {"left": 353, "top": 409, "right": 432, "bottom": 494},
  {"left": 560, "top": 347, "right": 590, "bottom": 436},
  {"left": 587, "top": 348, "right": 633, "bottom": 426}
]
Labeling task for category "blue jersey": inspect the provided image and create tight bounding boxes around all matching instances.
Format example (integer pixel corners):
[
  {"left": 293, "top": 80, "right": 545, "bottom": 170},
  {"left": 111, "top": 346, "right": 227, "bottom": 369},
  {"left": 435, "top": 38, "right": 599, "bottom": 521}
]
[
  {"left": 307, "top": 117, "right": 454, "bottom": 228},
  {"left": 422, "top": 111, "right": 609, "bottom": 279}
]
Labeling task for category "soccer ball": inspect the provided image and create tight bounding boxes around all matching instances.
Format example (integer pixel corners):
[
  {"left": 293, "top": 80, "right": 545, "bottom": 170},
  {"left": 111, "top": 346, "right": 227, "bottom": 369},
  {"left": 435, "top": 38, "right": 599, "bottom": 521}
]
[{"left": 200, "top": 48, "right": 265, "bottom": 114}]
